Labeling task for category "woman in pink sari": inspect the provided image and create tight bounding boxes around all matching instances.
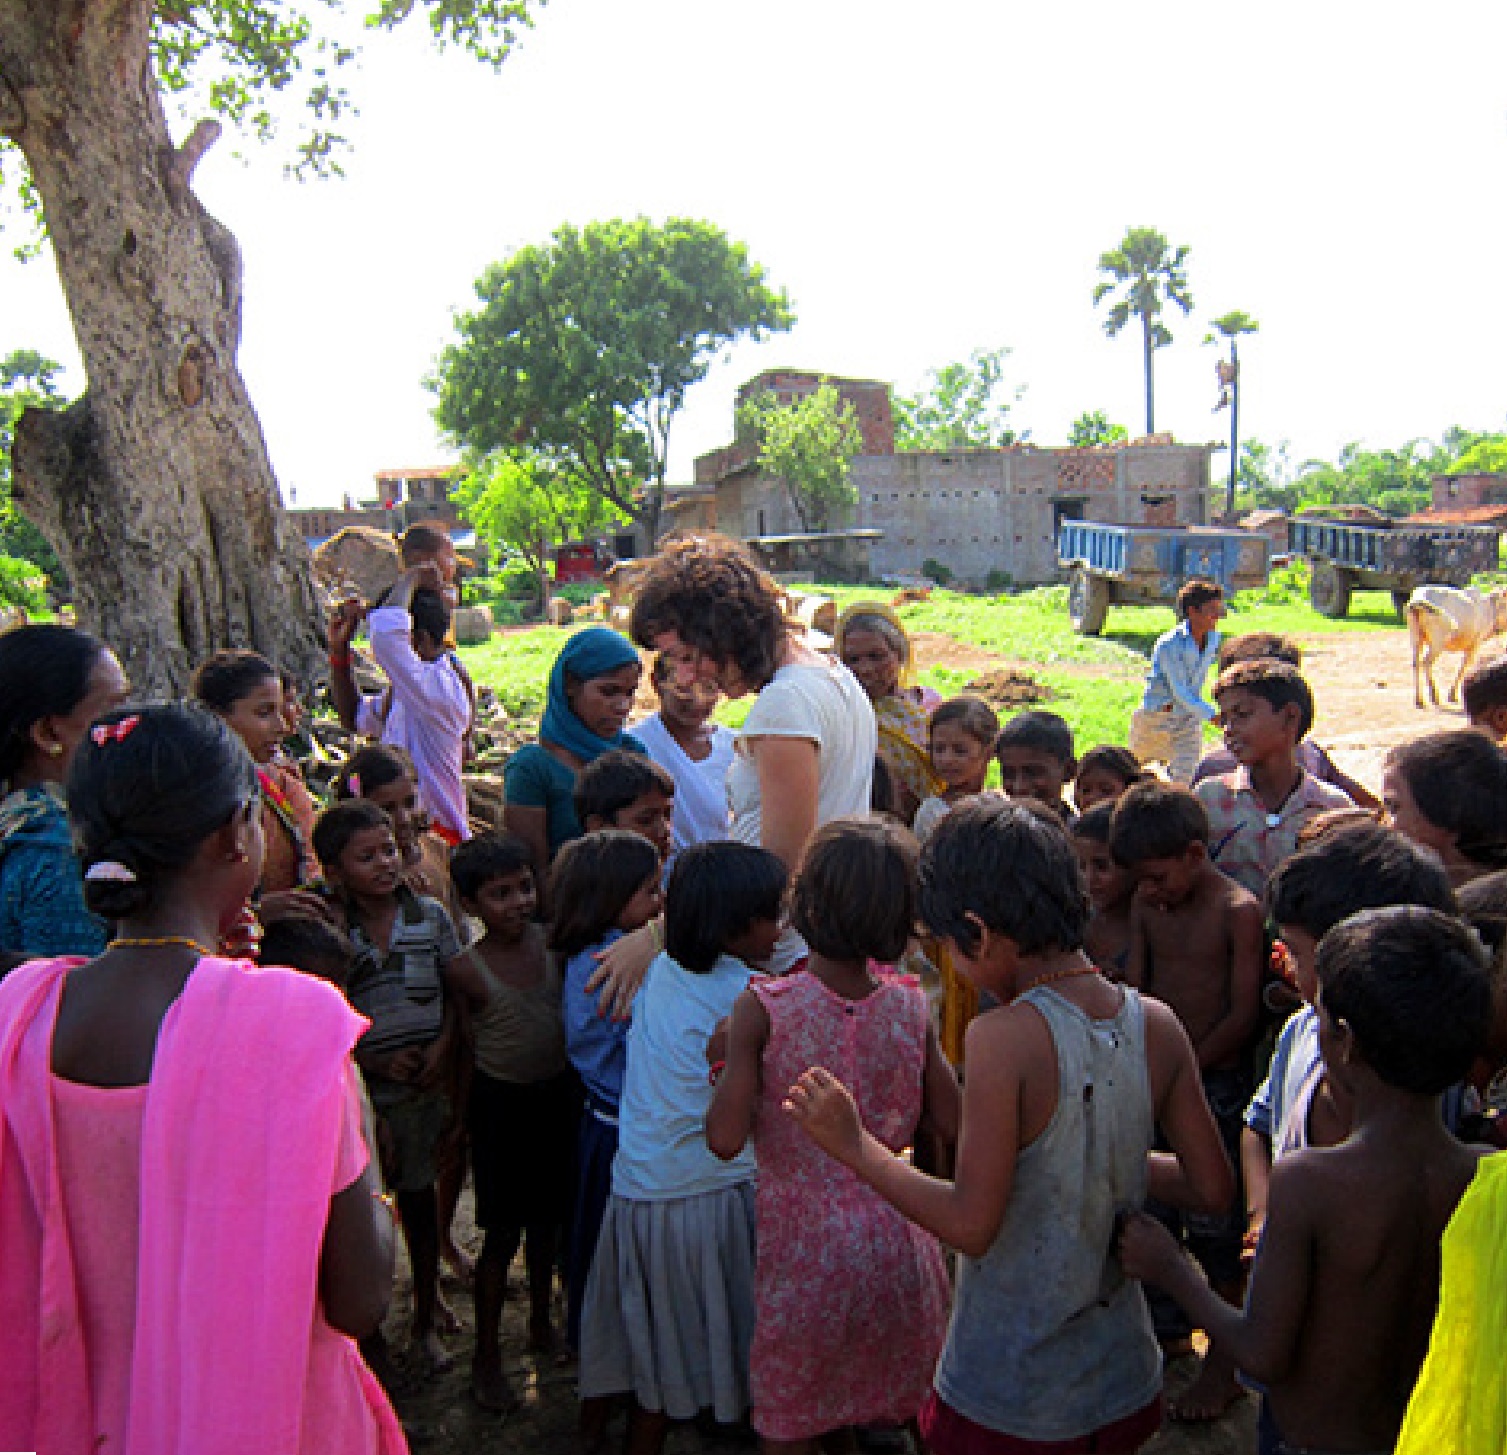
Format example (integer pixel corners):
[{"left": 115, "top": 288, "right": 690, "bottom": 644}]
[{"left": 0, "top": 703, "right": 405, "bottom": 1455}]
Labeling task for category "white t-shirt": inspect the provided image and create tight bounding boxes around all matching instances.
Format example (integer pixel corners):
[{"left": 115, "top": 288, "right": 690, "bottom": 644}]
[
  {"left": 632, "top": 712, "right": 736, "bottom": 856},
  {"left": 356, "top": 607, "right": 472, "bottom": 840},
  {"left": 728, "top": 658, "right": 876, "bottom": 971}
]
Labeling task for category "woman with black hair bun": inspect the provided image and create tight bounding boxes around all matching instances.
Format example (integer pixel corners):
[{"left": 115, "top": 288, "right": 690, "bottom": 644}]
[
  {"left": 0, "top": 624, "right": 128, "bottom": 964},
  {"left": 0, "top": 703, "right": 404, "bottom": 1454}
]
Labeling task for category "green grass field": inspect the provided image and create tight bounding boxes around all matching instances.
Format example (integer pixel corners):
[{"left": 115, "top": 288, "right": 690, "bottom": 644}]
[{"left": 456, "top": 570, "right": 1401, "bottom": 757}]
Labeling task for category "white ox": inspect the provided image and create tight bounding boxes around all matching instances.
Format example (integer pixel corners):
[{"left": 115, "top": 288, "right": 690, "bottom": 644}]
[{"left": 1407, "top": 584, "right": 1507, "bottom": 708}]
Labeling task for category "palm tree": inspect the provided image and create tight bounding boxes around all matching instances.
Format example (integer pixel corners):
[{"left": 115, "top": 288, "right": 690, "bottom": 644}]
[
  {"left": 1206, "top": 310, "right": 1259, "bottom": 518},
  {"left": 1092, "top": 227, "right": 1193, "bottom": 436}
]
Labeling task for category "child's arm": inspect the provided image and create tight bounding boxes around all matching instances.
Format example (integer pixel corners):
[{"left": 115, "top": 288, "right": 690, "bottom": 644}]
[
  {"left": 1143, "top": 997, "right": 1236, "bottom": 1215},
  {"left": 1123, "top": 896, "right": 1149, "bottom": 990},
  {"left": 1120, "top": 1154, "right": 1317, "bottom": 1384},
  {"left": 785, "top": 1009, "right": 1024, "bottom": 1257},
  {"left": 442, "top": 948, "right": 491, "bottom": 1015},
  {"left": 416, "top": 966, "right": 464, "bottom": 1090},
  {"left": 327, "top": 597, "right": 365, "bottom": 732},
  {"left": 1241, "top": 1125, "right": 1273, "bottom": 1255},
  {"left": 1192, "top": 894, "right": 1264, "bottom": 1071},
  {"left": 917, "top": 1023, "right": 961, "bottom": 1150},
  {"left": 706, "top": 988, "right": 769, "bottom": 1161}
]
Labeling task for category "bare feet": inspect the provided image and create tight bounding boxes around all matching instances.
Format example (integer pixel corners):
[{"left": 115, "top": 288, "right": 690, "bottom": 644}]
[
  {"left": 434, "top": 1287, "right": 463, "bottom": 1335},
  {"left": 442, "top": 1242, "right": 476, "bottom": 1287},
  {"left": 411, "top": 1328, "right": 455, "bottom": 1376},
  {"left": 471, "top": 1357, "right": 521, "bottom": 1415},
  {"left": 530, "top": 1314, "right": 573, "bottom": 1366},
  {"left": 1169, "top": 1353, "right": 1245, "bottom": 1422}
]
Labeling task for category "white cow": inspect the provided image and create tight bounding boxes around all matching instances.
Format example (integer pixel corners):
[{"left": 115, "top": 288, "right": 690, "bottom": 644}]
[{"left": 1407, "top": 584, "right": 1507, "bottom": 709}]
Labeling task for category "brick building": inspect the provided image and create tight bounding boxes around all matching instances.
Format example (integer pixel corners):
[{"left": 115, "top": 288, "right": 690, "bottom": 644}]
[
  {"left": 287, "top": 466, "right": 466, "bottom": 547},
  {"left": 687, "top": 370, "right": 1217, "bottom": 585}
]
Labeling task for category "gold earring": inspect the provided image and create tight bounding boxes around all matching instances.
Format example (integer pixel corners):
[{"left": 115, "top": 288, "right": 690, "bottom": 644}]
[
  {"left": 46, "top": 743, "right": 62, "bottom": 757},
  {"left": 229, "top": 848, "right": 249, "bottom": 864}
]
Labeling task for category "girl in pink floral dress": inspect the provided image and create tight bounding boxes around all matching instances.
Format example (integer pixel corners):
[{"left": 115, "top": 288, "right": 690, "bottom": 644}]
[{"left": 707, "top": 817, "right": 959, "bottom": 1452}]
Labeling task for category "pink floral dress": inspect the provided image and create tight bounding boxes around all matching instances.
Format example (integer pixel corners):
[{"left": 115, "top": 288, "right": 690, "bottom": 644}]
[{"left": 749, "top": 968, "right": 950, "bottom": 1440}]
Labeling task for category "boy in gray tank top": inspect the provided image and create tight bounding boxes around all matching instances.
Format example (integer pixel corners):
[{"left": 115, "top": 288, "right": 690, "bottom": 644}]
[{"left": 786, "top": 796, "right": 1234, "bottom": 1452}]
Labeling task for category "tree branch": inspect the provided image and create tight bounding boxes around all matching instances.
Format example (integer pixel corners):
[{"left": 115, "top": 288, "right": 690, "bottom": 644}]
[{"left": 163, "top": 118, "right": 222, "bottom": 207}]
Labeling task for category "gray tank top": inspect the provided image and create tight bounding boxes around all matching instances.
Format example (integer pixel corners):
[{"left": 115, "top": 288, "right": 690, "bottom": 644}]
[{"left": 933, "top": 984, "right": 1161, "bottom": 1441}]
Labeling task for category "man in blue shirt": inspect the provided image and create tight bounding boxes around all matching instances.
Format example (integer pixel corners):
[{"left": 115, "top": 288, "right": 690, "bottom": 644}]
[{"left": 1128, "top": 578, "right": 1225, "bottom": 784}]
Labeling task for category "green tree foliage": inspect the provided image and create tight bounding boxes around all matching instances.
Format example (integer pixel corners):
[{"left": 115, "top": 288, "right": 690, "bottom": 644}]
[
  {"left": 1092, "top": 227, "right": 1193, "bottom": 436},
  {"left": 1235, "top": 430, "right": 1507, "bottom": 518},
  {"left": 1068, "top": 410, "right": 1129, "bottom": 447},
  {"left": 1448, "top": 437, "right": 1507, "bottom": 474},
  {"left": 2, "top": 1, "right": 538, "bottom": 234},
  {"left": 431, "top": 217, "right": 793, "bottom": 542},
  {"left": 892, "top": 347, "right": 1023, "bottom": 450},
  {"left": 740, "top": 383, "right": 862, "bottom": 533},
  {"left": 453, "top": 449, "right": 624, "bottom": 608},
  {"left": 0, "top": 351, "right": 67, "bottom": 588}
]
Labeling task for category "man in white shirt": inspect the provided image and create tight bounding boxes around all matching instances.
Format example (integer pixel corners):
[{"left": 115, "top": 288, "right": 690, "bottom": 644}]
[{"left": 330, "top": 564, "right": 473, "bottom": 842}]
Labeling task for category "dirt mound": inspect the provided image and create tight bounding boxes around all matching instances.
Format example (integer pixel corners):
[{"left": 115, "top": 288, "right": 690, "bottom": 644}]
[{"left": 963, "top": 667, "right": 1050, "bottom": 710}]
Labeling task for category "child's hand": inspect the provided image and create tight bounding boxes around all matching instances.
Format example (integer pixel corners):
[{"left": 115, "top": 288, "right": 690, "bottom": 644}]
[
  {"left": 783, "top": 1066, "right": 865, "bottom": 1166},
  {"left": 387, "top": 1047, "right": 424, "bottom": 1083},
  {"left": 407, "top": 562, "right": 447, "bottom": 595},
  {"left": 1116, "top": 1211, "right": 1191, "bottom": 1287},
  {"left": 329, "top": 596, "right": 365, "bottom": 650},
  {"left": 414, "top": 1039, "right": 449, "bottom": 1090}
]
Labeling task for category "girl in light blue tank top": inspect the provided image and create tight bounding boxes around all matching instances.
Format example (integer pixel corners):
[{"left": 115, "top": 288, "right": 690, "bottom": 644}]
[{"left": 783, "top": 797, "right": 1234, "bottom": 1453}]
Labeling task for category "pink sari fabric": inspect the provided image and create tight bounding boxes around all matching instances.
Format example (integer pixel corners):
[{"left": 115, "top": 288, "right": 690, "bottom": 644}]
[{"left": 0, "top": 954, "right": 407, "bottom": 1455}]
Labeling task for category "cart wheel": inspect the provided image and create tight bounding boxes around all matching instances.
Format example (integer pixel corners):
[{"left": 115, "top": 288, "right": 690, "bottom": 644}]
[
  {"left": 1069, "top": 567, "right": 1110, "bottom": 635},
  {"left": 1391, "top": 588, "right": 1414, "bottom": 619},
  {"left": 1310, "top": 562, "right": 1353, "bottom": 619}
]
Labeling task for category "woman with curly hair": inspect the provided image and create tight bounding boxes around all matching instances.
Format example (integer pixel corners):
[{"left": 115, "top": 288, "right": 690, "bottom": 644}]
[{"left": 629, "top": 534, "right": 875, "bottom": 972}]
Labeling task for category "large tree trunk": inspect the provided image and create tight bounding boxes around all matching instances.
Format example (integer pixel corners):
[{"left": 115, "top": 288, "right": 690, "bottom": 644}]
[{"left": 0, "top": 1, "right": 323, "bottom": 693}]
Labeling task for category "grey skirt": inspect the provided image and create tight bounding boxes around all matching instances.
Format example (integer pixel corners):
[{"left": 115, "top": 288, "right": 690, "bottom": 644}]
[{"left": 578, "top": 1181, "right": 758, "bottom": 1422}]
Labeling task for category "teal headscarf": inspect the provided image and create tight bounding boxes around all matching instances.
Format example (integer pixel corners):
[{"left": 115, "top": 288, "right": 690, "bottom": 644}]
[{"left": 541, "top": 627, "right": 645, "bottom": 764}]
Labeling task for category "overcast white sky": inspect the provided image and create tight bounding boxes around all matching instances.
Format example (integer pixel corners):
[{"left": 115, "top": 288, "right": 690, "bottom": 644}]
[{"left": 3, "top": 1, "right": 1506, "bottom": 507}]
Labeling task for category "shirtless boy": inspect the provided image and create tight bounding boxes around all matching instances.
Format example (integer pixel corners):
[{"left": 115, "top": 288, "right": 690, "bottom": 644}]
[
  {"left": 1122, "top": 905, "right": 1491, "bottom": 1455},
  {"left": 1111, "top": 779, "right": 1263, "bottom": 1419}
]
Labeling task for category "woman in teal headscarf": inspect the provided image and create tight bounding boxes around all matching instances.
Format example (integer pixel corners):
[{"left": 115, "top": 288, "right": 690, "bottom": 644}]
[{"left": 503, "top": 627, "right": 645, "bottom": 912}]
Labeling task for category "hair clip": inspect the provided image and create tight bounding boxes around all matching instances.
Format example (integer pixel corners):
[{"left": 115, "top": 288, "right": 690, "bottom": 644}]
[
  {"left": 91, "top": 714, "right": 141, "bottom": 747},
  {"left": 349, "top": 773, "right": 362, "bottom": 798},
  {"left": 84, "top": 860, "right": 137, "bottom": 883}
]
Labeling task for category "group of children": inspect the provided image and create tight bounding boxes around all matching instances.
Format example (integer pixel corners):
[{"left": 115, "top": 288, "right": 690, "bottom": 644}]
[{"left": 14, "top": 552, "right": 1507, "bottom": 1455}]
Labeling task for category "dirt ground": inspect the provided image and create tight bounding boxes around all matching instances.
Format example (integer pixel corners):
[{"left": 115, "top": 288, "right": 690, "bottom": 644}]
[{"left": 388, "top": 618, "right": 1457, "bottom": 1454}]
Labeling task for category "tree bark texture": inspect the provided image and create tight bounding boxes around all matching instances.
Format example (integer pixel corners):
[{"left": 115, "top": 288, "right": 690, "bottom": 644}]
[{"left": 0, "top": 0, "right": 324, "bottom": 693}]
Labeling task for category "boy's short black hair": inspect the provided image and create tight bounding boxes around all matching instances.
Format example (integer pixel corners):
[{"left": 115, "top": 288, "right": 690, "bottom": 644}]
[
  {"left": 1318, "top": 905, "right": 1490, "bottom": 1094},
  {"left": 450, "top": 830, "right": 534, "bottom": 901},
  {"left": 258, "top": 915, "right": 356, "bottom": 987},
  {"left": 789, "top": 817, "right": 917, "bottom": 964},
  {"left": 920, "top": 796, "right": 1087, "bottom": 957},
  {"left": 547, "top": 829, "right": 661, "bottom": 957},
  {"left": 929, "top": 695, "right": 1000, "bottom": 750},
  {"left": 410, "top": 587, "right": 451, "bottom": 647},
  {"left": 664, "top": 841, "right": 788, "bottom": 974},
  {"left": 1108, "top": 780, "right": 1209, "bottom": 866},
  {"left": 1177, "top": 577, "right": 1223, "bottom": 618},
  {"left": 1267, "top": 822, "right": 1456, "bottom": 938},
  {"left": 312, "top": 798, "right": 392, "bottom": 870},
  {"left": 1387, "top": 730, "right": 1507, "bottom": 871},
  {"left": 1217, "top": 631, "right": 1302, "bottom": 673},
  {"left": 1213, "top": 658, "right": 1316, "bottom": 740},
  {"left": 1069, "top": 800, "right": 1115, "bottom": 846},
  {"left": 995, "top": 710, "right": 1076, "bottom": 772},
  {"left": 1463, "top": 656, "right": 1507, "bottom": 719},
  {"left": 1076, "top": 744, "right": 1144, "bottom": 792},
  {"left": 574, "top": 749, "right": 675, "bottom": 826}
]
